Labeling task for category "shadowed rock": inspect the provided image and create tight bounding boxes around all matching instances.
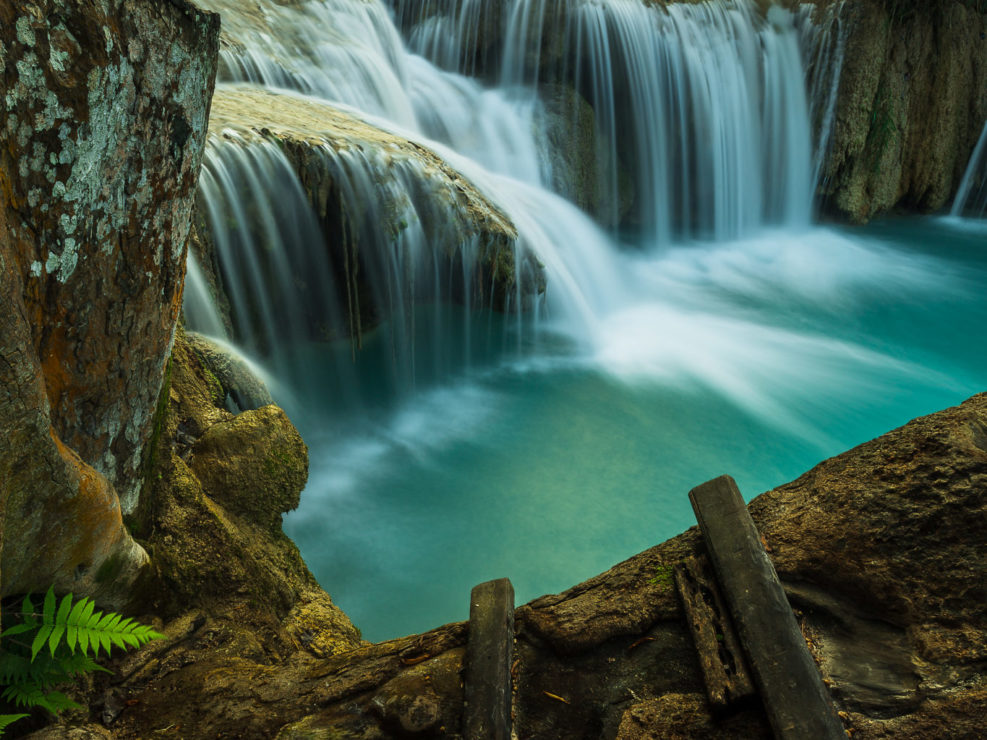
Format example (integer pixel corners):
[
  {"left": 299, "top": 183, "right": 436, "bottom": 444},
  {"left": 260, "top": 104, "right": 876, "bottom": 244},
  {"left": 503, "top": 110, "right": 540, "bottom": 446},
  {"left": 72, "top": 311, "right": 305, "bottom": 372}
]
[{"left": 1, "top": 0, "right": 219, "bottom": 606}]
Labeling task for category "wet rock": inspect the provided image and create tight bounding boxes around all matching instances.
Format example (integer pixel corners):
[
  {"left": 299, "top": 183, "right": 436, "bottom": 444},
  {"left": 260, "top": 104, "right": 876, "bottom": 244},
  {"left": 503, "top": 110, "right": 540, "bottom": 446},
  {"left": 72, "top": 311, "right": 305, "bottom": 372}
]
[
  {"left": 615, "top": 694, "right": 769, "bottom": 740},
  {"left": 185, "top": 331, "right": 274, "bottom": 412},
  {"left": 536, "top": 83, "right": 635, "bottom": 226},
  {"left": 199, "top": 85, "right": 541, "bottom": 345},
  {"left": 189, "top": 404, "right": 307, "bottom": 531},
  {"left": 815, "top": 0, "right": 987, "bottom": 221},
  {"left": 1, "top": 0, "right": 219, "bottom": 605},
  {"left": 127, "top": 333, "right": 357, "bottom": 647},
  {"left": 23, "top": 726, "right": 113, "bottom": 740}
]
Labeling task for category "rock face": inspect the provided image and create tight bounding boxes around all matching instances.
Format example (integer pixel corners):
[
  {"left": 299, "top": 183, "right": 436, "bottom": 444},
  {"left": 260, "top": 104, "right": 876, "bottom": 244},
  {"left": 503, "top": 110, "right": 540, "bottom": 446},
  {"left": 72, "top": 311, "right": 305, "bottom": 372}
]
[
  {"left": 0, "top": 0, "right": 219, "bottom": 603},
  {"left": 184, "top": 331, "right": 274, "bottom": 412},
  {"left": 194, "top": 85, "right": 540, "bottom": 348},
  {"left": 816, "top": 0, "right": 987, "bottom": 221}
]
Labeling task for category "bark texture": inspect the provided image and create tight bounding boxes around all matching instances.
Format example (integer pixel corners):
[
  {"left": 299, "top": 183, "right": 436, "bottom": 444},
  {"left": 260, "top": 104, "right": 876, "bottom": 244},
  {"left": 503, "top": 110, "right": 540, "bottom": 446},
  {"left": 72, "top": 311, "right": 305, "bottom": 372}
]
[{"left": 0, "top": 0, "right": 219, "bottom": 603}]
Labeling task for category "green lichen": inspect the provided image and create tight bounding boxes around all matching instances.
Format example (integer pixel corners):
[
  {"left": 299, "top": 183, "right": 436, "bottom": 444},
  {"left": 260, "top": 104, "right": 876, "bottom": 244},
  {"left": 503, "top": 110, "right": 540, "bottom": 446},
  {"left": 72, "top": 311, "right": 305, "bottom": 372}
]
[
  {"left": 139, "top": 354, "right": 174, "bottom": 502},
  {"left": 263, "top": 445, "right": 297, "bottom": 480},
  {"left": 867, "top": 82, "right": 898, "bottom": 175},
  {"left": 649, "top": 564, "right": 674, "bottom": 589}
]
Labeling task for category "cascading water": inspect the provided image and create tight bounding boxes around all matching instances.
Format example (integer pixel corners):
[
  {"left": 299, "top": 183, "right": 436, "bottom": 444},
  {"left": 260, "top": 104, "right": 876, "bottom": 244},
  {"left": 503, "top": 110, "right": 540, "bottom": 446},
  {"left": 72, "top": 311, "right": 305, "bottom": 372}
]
[
  {"left": 952, "top": 120, "right": 987, "bottom": 219},
  {"left": 184, "top": 0, "right": 987, "bottom": 640}
]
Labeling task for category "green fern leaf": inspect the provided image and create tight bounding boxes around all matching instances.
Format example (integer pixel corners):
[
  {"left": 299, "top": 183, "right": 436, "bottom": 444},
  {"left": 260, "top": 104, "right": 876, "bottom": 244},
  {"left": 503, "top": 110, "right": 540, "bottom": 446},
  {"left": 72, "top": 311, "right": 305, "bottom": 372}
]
[
  {"left": 56, "top": 651, "right": 108, "bottom": 678},
  {"left": 36, "top": 690, "right": 82, "bottom": 714},
  {"left": 46, "top": 593, "right": 72, "bottom": 657},
  {"left": 42, "top": 587, "right": 56, "bottom": 624},
  {"left": 0, "top": 714, "right": 30, "bottom": 734},
  {"left": 98, "top": 631, "right": 112, "bottom": 657},
  {"left": 2, "top": 681, "right": 46, "bottom": 709},
  {"left": 30, "top": 624, "right": 52, "bottom": 661},
  {"left": 95, "top": 611, "right": 115, "bottom": 631},
  {"left": 1, "top": 622, "right": 33, "bottom": 639},
  {"left": 23, "top": 651, "right": 64, "bottom": 689},
  {"left": 21, "top": 594, "right": 35, "bottom": 620},
  {"left": 0, "top": 653, "right": 31, "bottom": 685},
  {"left": 79, "top": 598, "right": 95, "bottom": 627},
  {"left": 1, "top": 682, "right": 82, "bottom": 714},
  {"left": 65, "top": 597, "right": 88, "bottom": 653}
]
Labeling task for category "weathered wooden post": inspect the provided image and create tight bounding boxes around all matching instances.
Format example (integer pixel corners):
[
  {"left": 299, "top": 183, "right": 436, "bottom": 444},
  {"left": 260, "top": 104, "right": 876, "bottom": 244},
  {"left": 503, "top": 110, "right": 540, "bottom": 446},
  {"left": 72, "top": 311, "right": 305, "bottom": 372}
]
[
  {"left": 689, "top": 475, "right": 846, "bottom": 739},
  {"left": 674, "top": 553, "right": 756, "bottom": 713},
  {"left": 464, "top": 578, "right": 515, "bottom": 740}
]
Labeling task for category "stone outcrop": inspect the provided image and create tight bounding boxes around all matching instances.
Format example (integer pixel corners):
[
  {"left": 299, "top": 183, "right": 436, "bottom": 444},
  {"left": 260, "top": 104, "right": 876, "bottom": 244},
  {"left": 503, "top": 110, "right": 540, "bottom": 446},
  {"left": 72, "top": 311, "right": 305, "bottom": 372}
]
[
  {"left": 1, "top": 0, "right": 219, "bottom": 604},
  {"left": 193, "top": 85, "right": 541, "bottom": 347},
  {"left": 536, "top": 83, "right": 634, "bottom": 225},
  {"left": 125, "top": 331, "right": 361, "bottom": 655},
  {"left": 32, "top": 392, "right": 984, "bottom": 738},
  {"left": 184, "top": 331, "right": 274, "bottom": 412},
  {"left": 815, "top": 0, "right": 987, "bottom": 221}
]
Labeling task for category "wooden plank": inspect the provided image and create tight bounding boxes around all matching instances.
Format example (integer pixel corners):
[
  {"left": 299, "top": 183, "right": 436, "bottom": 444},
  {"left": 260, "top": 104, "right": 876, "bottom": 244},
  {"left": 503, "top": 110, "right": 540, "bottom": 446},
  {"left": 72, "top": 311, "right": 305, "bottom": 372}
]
[
  {"left": 689, "top": 476, "right": 846, "bottom": 740},
  {"left": 464, "top": 578, "right": 515, "bottom": 740},
  {"left": 674, "top": 554, "right": 756, "bottom": 714}
]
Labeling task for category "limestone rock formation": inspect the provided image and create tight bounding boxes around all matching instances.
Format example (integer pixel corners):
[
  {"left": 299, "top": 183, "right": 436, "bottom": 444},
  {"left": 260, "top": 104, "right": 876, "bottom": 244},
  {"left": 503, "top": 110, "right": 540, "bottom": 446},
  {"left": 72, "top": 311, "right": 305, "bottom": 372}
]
[
  {"left": 190, "top": 404, "right": 306, "bottom": 531},
  {"left": 0, "top": 0, "right": 219, "bottom": 604},
  {"left": 195, "top": 85, "right": 540, "bottom": 346},
  {"left": 184, "top": 331, "right": 274, "bottom": 412},
  {"left": 812, "top": 0, "right": 987, "bottom": 221},
  {"left": 536, "top": 83, "right": 634, "bottom": 225}
]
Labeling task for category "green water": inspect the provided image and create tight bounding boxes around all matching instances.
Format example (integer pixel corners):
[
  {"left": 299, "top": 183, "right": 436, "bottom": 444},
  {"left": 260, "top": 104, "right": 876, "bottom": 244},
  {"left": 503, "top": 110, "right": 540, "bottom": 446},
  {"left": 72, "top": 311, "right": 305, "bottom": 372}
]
[{"left": 284, "top": 217, "right": 985, "bottom": 641}]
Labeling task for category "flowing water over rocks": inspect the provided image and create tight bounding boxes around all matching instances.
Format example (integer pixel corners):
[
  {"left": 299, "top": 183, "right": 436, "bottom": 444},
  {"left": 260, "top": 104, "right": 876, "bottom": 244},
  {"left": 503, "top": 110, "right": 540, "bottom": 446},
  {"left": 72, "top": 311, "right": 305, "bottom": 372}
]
[{"left": 177, "top": 0, "right": 987, "bottom": 642}]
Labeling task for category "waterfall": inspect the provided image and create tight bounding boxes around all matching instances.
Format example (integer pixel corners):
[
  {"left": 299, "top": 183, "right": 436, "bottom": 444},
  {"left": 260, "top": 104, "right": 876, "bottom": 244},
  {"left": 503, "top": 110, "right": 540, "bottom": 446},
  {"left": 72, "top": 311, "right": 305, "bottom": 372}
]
[
  {"left": 187, "top": 0, "right": 845, "bottom": 387},
  {"left": 177, "top": 0, "right": 987, "bottom": 641},
  {"left": 393, "top": 0, "right": 834, "bottom": 241},
  {"left": 952, "top": 120, "right": 987, "bottom": 218}
]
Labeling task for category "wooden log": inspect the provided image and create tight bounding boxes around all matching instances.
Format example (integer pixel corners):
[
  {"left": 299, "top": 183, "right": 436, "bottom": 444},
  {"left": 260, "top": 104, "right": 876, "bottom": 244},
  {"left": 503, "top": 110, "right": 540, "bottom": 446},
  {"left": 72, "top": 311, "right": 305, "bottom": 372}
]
[
  {"left": 689, "top": 476, "right": 846, "bottom": 740},
  {"left": 674, "top": 554, "right": 756, "bottom": 714},
  {"left": 464, "top": 578, "right": 515, "bottom": 740}
]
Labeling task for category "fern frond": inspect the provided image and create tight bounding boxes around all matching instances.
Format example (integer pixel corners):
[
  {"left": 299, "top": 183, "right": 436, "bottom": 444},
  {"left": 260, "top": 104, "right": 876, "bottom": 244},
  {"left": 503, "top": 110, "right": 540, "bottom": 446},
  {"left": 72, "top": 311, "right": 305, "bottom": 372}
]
[
  {"left": 1, "top": 682, "right": 81, "bottom": 713},
  {"left": 56, "top": 650, "right": 109, "bottom": 678},
  {"left": 22, "top": 591, "right": 164, "bottom": 659},
  {"left": 0, "top": 653, "right": 31, "bottom": 686},
  {"left": 0, "top": 714, "right": 30, "bottom": 734}
]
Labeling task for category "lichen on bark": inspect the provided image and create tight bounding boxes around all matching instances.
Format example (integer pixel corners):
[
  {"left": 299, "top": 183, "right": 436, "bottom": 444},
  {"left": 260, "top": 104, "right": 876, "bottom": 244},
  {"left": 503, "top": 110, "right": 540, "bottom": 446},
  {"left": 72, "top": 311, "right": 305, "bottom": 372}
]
[{"left": 0, "top": 0, "right": 220, "bottom": 604}]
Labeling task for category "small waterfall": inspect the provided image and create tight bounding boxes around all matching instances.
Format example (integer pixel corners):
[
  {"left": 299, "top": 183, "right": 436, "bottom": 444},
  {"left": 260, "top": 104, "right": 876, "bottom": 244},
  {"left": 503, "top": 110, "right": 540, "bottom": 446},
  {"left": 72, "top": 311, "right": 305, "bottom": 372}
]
[
  {"left": 796, "top": 1, "right": 848, "bottom": 193},
  {"left": 183, "top": 250, "right": 230, "bottom": 340},
  {"left": 952, "top": 120, "right": 987, "bottom": 218},
  {"left": 394, "top": 0, "right": 827, "bottom": 242},
  {"left": 187, "top": 88, "right": 542, "bottom": 412},
  {"left": 190, "top": 137, "right": 345, "bottom": 392}
]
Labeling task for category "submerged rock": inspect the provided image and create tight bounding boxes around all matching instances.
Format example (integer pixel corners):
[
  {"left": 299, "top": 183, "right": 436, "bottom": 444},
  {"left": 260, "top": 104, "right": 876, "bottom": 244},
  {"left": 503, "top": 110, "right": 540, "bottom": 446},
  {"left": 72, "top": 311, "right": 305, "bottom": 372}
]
[{"left": 0, "top": 0, "right": 219, "bottom": 604}]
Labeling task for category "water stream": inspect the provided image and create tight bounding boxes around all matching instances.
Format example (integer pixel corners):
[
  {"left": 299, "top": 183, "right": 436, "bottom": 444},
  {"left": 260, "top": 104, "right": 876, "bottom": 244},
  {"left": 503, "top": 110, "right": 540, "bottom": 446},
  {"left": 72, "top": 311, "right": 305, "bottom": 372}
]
[{"left": 185, "top": 0, "right": 986, "bottom": 640}]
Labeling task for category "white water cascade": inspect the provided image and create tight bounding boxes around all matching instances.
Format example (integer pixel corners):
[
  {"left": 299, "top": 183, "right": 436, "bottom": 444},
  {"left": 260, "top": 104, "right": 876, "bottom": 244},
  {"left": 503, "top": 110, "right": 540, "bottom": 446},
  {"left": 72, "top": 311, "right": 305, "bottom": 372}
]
[
  {"left": 187, "top": 0, "right": 848, "bottom": 374},
  {"left": 952, "top": 120, "right": 987, "bottom": 219},
  {"left": 394, "top": 0, "right": 835, "bottom": 241},
  {"left": 180, "top": 0, "right": 987, "bottom": 639}
]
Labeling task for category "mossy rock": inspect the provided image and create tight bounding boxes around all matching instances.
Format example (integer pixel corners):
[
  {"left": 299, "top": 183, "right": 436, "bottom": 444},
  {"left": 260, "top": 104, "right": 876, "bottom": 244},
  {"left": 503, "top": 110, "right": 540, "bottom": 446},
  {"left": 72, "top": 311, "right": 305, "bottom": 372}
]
[{"left": 190, "top": 405, "right": 308, "bottom": 530}]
